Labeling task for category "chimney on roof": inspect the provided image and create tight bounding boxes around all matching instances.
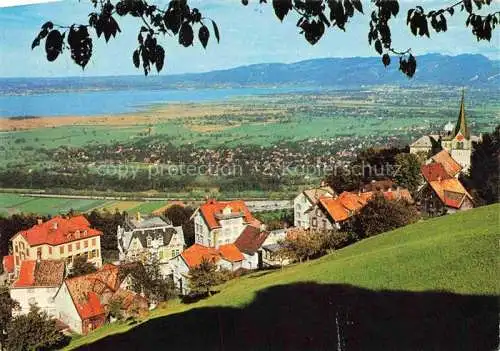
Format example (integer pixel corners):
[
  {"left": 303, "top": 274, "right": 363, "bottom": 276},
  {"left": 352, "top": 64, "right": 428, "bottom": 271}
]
[
  {"left": 37, "top": 218, "right": 43, "bottom": 225},
  {"left": 51, "top": 221, "right": 58, "bottom": 230},
  {"left": 320, "top": 180, "right": 326, "bottom": 187},
  {"left": 260, "top": 223, "right": 267, "bottom": 232},
  {"left": 437, "top": 175, "right": 442, "bottom": 182},
  {"left": 36, "top": 250, "right": 41, "bottom": 263}
]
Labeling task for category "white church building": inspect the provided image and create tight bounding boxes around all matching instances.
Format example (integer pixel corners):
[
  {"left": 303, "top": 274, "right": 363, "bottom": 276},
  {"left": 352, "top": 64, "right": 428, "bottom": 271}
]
[{"left": 410, "top": 92, "right": 481, "bottom": 172}]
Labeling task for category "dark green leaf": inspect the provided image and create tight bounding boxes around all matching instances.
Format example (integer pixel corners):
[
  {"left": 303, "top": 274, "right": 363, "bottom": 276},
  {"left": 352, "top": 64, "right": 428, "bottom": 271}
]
[
  {"left": 382, "top": 53, "right": 390, "bottom": 66},
  {"left": 179, "top": 22, "right": 194, "bottom": 47},
  {"left": 211, "top": 20, "right": 220, "bottom": 43},
  {"left": 133, "top": 49, "right": 140, "bottom": 68},
  {"left": 198, "top": 25, "right": 210, "bottom": 49},
  {"left": 272, "top": 0, "right": 292, "bottom": 21}
]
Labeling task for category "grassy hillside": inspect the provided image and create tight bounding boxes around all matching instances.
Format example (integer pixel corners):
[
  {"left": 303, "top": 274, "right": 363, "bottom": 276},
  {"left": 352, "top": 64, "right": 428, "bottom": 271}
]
[{"left": 68, "top": 204, "right": 499, "bottom": 350}]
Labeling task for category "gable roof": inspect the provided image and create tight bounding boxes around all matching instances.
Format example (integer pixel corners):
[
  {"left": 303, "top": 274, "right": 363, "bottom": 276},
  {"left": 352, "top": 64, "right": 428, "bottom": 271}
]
[
  {"left": 421, "top": 163, "right": 453, "bottom": 183},
  {"left": 234, "top": 226, "right": 270, "bottom": 255},
  {"left": 12, "top": 216, "right": 101, "bottom": 247},
  {"left": 12, "top": 260, "right": 65, "bottom": 288},
  {"left": 180, "top": 244, "right": 221, "bottom": 268},
  {"left": 431, "top": 150, "right": 462, "bottom": 177},
  {"left": 126, "top": 226, "right": 181, "bottom": 251},
  {"left": 65, "top": 264, "right": 121, "bottom": 319},
  {"left": 197, "top": 199, "right": 259, "bottom": 230},
  {"left": 2, "top": 255, "right": 14, "bottom": 274},
  {"left": 302, "top": 186, "right": 336, "bottom": 205},
  {"left": 180, "top": 243, "right": 244, "bottom": 268},
  {"left": 428, "top": 178, "right": 473, "bottom": 209},
  {"left": 218, "top": 244, "right": 245, "bottom": 262},
  {"left": 410, "top": 135, "right": 439, "bottom": 148},
  {"left": 318, "top": 189, "right": 413, "bottom": 223}
]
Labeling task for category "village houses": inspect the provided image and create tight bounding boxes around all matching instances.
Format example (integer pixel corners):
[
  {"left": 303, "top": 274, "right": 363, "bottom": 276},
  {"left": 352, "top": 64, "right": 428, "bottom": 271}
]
[
  {"left": 417, "top": 152, "right": 474, "bottom": 215},
  {"left": 7, "top": 215, "right": 102, "bottom": 276},
  {"left": 117, "top": 213, "right": 185, "bottom": 276}
]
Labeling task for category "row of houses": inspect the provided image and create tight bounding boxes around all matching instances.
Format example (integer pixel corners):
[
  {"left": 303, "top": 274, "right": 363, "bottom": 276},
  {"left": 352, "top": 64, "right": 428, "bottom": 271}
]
[{"left": 0, "top": 93, "right": 476, "bottom": 335}]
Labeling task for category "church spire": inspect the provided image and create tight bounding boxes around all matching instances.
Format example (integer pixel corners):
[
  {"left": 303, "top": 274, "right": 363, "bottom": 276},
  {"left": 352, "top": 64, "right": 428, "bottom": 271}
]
[{"left": 454, "top": 89, "right": 470, "bottom": 139}]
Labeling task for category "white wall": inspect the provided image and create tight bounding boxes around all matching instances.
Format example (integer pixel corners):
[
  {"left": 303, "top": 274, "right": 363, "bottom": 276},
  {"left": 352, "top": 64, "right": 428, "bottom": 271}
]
[
  {"left": 294, "top": 193, "right": 312, "bottom": 229},
  {"left": 10, "top": 286, "right": 58, "bottom": 317},
  {"left": 241, "top": 253, "right": 258, "bottom": 270},
  {"left": 54, "top": 282, "right": 83, "bottom": 334}
]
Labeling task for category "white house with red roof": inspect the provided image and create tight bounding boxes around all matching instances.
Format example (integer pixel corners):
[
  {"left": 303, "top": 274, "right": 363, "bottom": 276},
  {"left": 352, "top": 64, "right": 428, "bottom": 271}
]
[
  {"left": 10, "top": 259, "right": 65, "bottom": 317},
  {"left": 9, "top": 216, "right": 102, "bottom": 275},
  {"left": 171, "top": 243, "right": 244, "bottom": 295},
  {"left": 54, "top": 263, "right": 147, "bottom": 334},
  {"left": 191, "top": 199, "right": 261, "bottom": 248}
]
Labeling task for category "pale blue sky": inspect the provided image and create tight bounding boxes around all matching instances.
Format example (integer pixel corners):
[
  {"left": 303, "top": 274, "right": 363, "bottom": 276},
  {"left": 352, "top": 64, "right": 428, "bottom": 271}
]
[{"left": 0, "top": 0, "right": 498, "bottom": 77}]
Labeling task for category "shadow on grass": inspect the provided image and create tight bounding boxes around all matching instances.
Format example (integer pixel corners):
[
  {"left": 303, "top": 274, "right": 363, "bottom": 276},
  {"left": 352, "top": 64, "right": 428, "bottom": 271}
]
[{"left": 75, "top": 283, "right": 498, "bottom": 351}]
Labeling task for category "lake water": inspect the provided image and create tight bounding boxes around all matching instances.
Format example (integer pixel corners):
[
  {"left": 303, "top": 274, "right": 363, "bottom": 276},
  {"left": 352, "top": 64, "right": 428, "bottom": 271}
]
[{"left": 0, "top": 86, "right": 322, "bottom": 118}]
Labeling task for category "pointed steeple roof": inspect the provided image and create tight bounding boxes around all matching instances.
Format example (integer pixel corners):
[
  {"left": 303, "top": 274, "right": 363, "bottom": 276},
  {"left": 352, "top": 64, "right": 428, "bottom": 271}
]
[{"left": 454, "top": 90, "right": 470, "bottom": 139}]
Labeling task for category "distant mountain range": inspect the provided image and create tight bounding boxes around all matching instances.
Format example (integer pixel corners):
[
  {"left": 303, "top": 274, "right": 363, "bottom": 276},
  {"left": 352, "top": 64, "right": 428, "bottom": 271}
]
[
  {"left": 1, "top": 54, "right": 499, "bottom": 94},
  {"left": 165, "top": 53, "right": 500, "bottom": 87}
]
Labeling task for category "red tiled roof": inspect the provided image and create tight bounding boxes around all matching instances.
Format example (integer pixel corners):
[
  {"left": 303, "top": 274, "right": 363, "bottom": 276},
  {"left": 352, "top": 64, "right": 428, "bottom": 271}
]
[
  {"left": 181, "top": 244, "right": 220, "bottom": 268},
  {"left": 234, "top": 225, "right": 270, "bottom": 255},
  {"left": 13, "top": 260, "right": 36, "bottom": 287},
  {"left": 198, "top": 200, "right": 259, "bottom": 230},
  {"left": 428, "top": 178, "right": 472, "bottom": 209},
  {"left": 319, "top": 188, "right": 413, "bottom": 223},
  {"left": 12, "top": 215, "right": 101, "bottom": 247},
  {"left": 2, "top": 255, "right": 14, "bottom": 273},
  {"left": 218, "top": 244, "right": 244, "bottom": 262},
  {"left": 76, "top": 292, "right": 105, "bottom": 320},
  {"left": 65, "top": 265, "right": 121, "bottom": 320},
  {"left": 12, "top": 260, "right": 65, "bottom": 288},
  {"left": 181, "top": 243, "right": 244, "bottom": 268},
  {"left": 421, "top": 163, "right": 453, "bottom": 182},
  {"left": 431, "top": 150, "right": 462, "bottom": 177}
]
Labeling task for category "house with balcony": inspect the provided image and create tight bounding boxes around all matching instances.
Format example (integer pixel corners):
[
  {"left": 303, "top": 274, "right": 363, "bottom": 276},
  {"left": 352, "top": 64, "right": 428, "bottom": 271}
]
[{"left": 191, "top": 199, "right": 261, "bottom": 248}]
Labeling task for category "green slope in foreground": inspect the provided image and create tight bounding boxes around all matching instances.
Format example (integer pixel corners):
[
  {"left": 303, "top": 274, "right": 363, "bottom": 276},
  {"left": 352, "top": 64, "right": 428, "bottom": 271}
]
[{"left": 68, "top": 204, "right": 499, "bottom": 350}]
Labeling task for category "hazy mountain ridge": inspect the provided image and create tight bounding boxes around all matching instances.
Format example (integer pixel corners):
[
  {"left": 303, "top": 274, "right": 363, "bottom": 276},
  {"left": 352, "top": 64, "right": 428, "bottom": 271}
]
[{"left": 0, "top": 54, "right": 498, "bottom": 94}]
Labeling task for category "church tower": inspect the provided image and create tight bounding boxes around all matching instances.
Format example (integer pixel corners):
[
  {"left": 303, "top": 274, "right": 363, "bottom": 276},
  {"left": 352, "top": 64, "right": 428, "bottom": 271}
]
[{"left": 445, "top": 91, "right": 472, "bottom": 171}]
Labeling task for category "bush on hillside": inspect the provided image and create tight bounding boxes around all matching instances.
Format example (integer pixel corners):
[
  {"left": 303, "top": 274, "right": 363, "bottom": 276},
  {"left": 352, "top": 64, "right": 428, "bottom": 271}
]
[{"left": 352, "top": 194, "right": 419, "bottom": 238}]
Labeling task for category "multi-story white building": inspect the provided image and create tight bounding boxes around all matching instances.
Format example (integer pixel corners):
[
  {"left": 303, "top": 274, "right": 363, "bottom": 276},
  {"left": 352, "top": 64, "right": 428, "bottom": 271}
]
[
  {"left": 117, "top": 213, "right": 185, "bottom": 276},
  {"left": 191, "top": 199, "right": 261, "bottom": 248},
  {"left": 8, "top": 216, "right": 102, "bottom": 275}
]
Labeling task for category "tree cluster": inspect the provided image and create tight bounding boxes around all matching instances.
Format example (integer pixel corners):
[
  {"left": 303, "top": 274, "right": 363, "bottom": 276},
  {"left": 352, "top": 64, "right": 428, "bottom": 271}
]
[
  {"left": 67, "top": 255, "right": 98, "bottom": 278},
  {"left": 278, "top": 228, "right": 352, "bottom": 263},
  {"left": 163, "top": 205, "right": 195, "bottom": 246},
  {"left": 351, "top": 194, "right": 419, "bottom": 238},
  {"left": 4, "top": 304, "right": 67, "bottom": 351},
  {"left": 129, "top": 259, "right": 176, "bottom": 303},
  {"left": 187, "top": 258, "right": 220, "bottom": 297},
  {"left": 463, "top": 124, "right": 500, "bottom": 205}
]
